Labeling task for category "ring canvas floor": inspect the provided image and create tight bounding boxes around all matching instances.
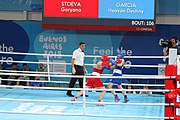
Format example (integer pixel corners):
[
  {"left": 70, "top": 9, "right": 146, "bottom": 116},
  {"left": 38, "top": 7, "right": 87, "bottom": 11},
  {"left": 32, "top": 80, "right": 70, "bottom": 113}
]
[{"left": 0, "top": 88, "right": 164, "bottom": 120}]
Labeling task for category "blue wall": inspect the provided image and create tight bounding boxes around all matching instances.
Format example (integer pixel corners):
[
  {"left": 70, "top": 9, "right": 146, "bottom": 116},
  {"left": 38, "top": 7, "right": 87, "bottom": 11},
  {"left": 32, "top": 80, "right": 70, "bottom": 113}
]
[{"left": 0, "top": 20, "right": 179, "bottom": 76}]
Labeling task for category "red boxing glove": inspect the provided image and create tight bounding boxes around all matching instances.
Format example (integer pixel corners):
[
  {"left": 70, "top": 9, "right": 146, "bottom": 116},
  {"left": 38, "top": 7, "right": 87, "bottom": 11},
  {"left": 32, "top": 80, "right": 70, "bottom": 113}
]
[
  {"left": 102, "top": 62, "right": 112, "bottom": 70},
  {"left": 102, "top": 61, "right": 109, "bottom": 66},
  {"left": 107, "top": 62, "right": 112, "bottom": 68},
  {"left": 101, "top": 55, "right": 110, "bottom": 62},
  {"left": 115, "top": 59, "right": 122, "bottom": 64}
]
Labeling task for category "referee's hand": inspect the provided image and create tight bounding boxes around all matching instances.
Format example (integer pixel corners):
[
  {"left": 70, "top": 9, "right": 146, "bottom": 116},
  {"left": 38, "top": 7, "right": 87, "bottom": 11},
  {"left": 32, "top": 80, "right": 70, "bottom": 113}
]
[
  {"left": 84, "top": 69, "right": 88, "bottom": 75},
  {"left": 72, "top": 67, "right": 76, "bottom": 74}
]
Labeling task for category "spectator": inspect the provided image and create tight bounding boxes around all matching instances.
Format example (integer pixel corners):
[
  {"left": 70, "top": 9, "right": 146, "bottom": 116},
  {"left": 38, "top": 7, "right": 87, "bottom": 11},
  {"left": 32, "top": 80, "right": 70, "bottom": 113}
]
[
  {"left": 163, "top": 36, "right": 180, "bottom": 63},
  {"left": 30, "top": 63, "right": 46, "bottom": 87},
  {"left": 139, "top": 86, "right": 152, "bottom": 94},
  {"left": 8, "top": 63, "right": 19, "bottom": 85},
  {"left": 127, "top": 85, "right": 136, "bottom": 94},
  {"left": 18, "top": 63, "right": 30, "bottom": 86},
  {"left": 0, "top": 63, "right": 4, "bottom": 84},
  {"left": 35, "top": 63, "right": 46, "bottom": 80}
]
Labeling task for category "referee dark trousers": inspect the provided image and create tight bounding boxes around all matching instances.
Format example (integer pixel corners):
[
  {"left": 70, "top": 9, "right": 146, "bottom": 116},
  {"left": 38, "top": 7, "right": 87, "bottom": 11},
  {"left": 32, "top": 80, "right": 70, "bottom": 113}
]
[{"left": 66, "top": 65, "right": 84, "bottom": 96}]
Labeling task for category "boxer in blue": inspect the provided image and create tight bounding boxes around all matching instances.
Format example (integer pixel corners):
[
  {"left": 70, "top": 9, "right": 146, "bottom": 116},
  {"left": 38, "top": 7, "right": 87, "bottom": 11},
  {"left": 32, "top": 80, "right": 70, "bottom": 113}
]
[{"left": 108, "top": 51, "right": 129, "bottom": 103}]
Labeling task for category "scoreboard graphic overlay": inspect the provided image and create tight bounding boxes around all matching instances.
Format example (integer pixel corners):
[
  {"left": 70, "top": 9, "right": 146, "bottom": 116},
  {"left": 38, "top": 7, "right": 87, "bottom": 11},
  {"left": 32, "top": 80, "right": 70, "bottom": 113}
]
[{"left": 43, "top": 0, "right": 155, "bottom": 32}]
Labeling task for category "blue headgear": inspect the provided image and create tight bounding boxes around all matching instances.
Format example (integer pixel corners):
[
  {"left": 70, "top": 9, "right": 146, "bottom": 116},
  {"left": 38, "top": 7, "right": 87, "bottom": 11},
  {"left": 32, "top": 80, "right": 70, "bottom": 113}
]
[{"left": 117, "top": 51, "right": 126, "bottom": 59}]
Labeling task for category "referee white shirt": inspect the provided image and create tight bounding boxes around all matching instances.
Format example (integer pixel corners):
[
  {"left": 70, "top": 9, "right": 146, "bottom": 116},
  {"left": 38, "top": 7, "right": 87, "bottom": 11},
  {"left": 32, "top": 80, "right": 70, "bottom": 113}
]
[{"left": 72, "top": 48, "right": 85, "bottom": 66}]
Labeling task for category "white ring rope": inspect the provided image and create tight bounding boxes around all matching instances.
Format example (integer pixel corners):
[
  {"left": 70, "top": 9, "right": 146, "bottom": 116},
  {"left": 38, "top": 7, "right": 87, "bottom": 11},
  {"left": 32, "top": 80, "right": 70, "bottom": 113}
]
[
  {"left": 0, "top": 110, "right": 173, "bottom": 119},
  {"left": 0, "top": 72, "right": 175, "bottom": 79},
  {"left": 1, "top": 70, "right": 167, "bottom": 78},
  {"left": 0, "top": 78, "right": 165, "bottom": 87},
  {"left": 0, "top": 110, "right": 83, "bottom": 116},
  {"left": 0, "top": 51, "right": 167, "bottom": 59},
  {"left": 124, "top": 64, "right": 164, "bottom": 68},
  {"left": 0, "top": 60, "right": 165, "bottom": 68},
  {"left": 0, "top": 109, "right": 173, "bottom": 119},
  {"left": 0, "top": 60, "right": 72, "bottom": 66},
  {"left": 0, "top": 51, "right": 72, "bottom": 57},
  {"left": 0, "top": 85, "right": 170, "bottom": 92},
  {"left": 85, "top": 114, "right": 173, "bottom": 119},
  {"left": 0, "top": 69, "right": 167, "bottom": 76},
  {"left": 0, "top": 98, "right": 83, "bottom": 104},
  {"left": 0, "top": 69, "right": 69, "bottom": 74},
  {"left": 0, "top": 98, "right": 172, "bottom": 106}
]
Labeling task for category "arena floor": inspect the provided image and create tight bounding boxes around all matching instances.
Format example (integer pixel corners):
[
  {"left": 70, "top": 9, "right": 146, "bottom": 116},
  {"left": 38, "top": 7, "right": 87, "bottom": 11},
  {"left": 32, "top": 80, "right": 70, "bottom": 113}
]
[{"left": 0, "top": 88, "right": 164, "bottom": 120}]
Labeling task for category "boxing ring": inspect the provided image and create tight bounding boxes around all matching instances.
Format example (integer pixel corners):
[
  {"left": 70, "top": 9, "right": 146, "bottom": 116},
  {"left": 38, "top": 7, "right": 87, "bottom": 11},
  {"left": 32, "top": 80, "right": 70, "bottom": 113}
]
[{"left": 0, "top": 51, "right": 179, "bottom": 120}]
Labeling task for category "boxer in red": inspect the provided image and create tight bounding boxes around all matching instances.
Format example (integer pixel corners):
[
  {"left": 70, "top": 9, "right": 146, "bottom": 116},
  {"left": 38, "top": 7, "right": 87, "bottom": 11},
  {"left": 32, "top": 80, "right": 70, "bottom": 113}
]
[{"left": 71, "top": 55, "right": 111, "bottom": 106}]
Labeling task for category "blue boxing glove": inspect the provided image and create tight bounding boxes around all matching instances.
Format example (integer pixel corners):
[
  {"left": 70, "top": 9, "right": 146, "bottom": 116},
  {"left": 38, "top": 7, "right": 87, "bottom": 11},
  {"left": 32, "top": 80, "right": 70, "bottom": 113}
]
[
  {"left": 109, "top": 59, "right": 117, "bottom": 66},
  {"left": 117, "top": 51, "right": 126, "bottom": 59},
  {"left": 104, "top": 66, "right": 110, "bottom": 70}
]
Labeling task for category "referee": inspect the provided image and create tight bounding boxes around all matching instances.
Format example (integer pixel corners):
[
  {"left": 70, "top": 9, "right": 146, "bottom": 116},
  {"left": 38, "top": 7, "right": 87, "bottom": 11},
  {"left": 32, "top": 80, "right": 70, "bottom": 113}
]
[{"left": 66, "top": 42, "right": 88, "bottom": 97}]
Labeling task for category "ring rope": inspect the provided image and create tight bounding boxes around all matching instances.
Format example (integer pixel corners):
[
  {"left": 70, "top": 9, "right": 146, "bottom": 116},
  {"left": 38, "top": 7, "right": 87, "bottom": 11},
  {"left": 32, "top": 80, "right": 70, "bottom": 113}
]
[
  {"left": 0, "top": 51, "right": 72, "bottom": 57},
  {"left": 0, "top": 98, "right": 82, "bottom": 104},
  {"left": 0, "top": 98, "right": 172, "bottom": 106},
  {"left": 0, "top": 69, "right": 167, "bottom": 76},
  {"left": 0, "top": 85, "right": 170, "bottom": 92},
  {"left": 0, "top": 110, "right": 83, "bottom": 116},
  {"left": 0, "top": 51, "right": 167, "bottom": 59},
  {"left": 0, "top": 70, "right": 168, "bottom": 77},
  {"left": 124, "top": 64, "right": 165, "bottom": 68},
  {"left": 0, "top": 110, "right": 173, "bottom": 119},
  {"left": 0, "top": 72, "right": 175, "bottom": 79},
  {"left": 0, "top": 78, "right": 165, "bottom": 87},
  {"left": 85, "top": 114, "right": 173, "bottom": 119},
  {"left": 0, "top": 60, "right": 165, "bottom": 68}
]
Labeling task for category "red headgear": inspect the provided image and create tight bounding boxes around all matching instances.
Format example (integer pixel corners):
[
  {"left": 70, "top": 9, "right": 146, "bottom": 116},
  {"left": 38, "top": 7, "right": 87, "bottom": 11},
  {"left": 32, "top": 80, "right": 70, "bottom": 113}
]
[{"left": 101, "top": 55, "right": 110, "bottom": 62}]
